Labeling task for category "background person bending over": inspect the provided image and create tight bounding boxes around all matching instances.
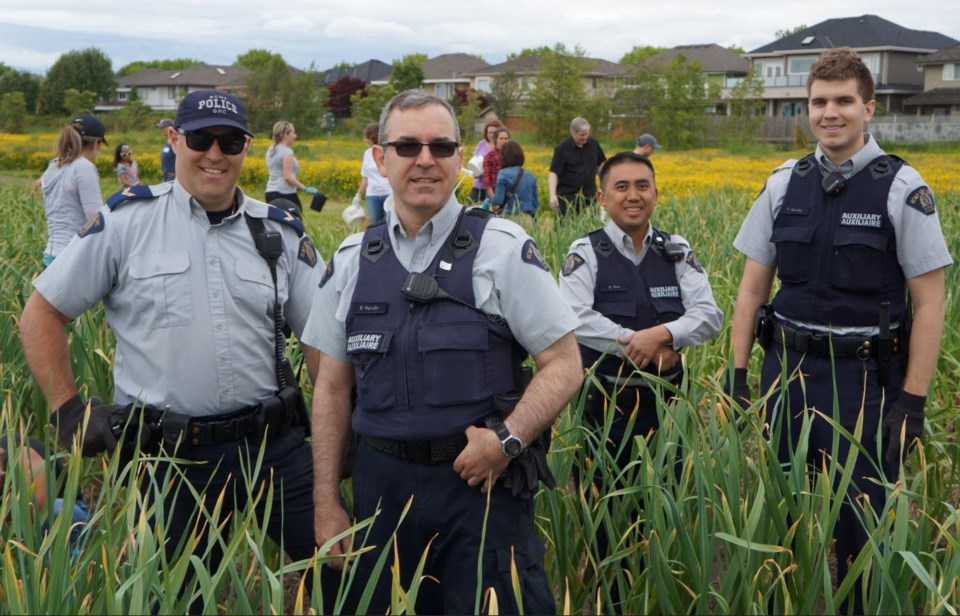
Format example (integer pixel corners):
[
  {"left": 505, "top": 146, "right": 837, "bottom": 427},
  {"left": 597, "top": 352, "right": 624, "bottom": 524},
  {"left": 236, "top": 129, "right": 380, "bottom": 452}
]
[{"left": 265, "top": 120, "right": 319, "bottom": 212}]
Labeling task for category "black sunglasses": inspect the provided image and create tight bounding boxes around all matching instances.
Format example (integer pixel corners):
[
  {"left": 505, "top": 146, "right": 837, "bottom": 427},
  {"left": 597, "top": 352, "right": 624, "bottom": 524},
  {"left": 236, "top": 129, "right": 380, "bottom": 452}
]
[
  {"left": 179, "top": 129, "right": 248, "bottom": 155},
  {"left": 381, "top": 140, "right": 460, "bottom": 158}
]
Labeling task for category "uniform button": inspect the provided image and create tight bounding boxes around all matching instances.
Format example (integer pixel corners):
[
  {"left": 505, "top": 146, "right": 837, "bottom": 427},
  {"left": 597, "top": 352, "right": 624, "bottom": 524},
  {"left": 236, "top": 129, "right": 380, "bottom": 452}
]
[
  {"left": 216, "top": 323, "right": 224, "bottom": 331},
  {"left": 209, "top": 259, "right": 217, "bottom": 266},
  {"left": 191, "top": 426, "right": 200, "bottom": 435},
  {"left": 220, "top": 356, "right": 227, "bottom": 363},
  {"left": 154, "top": 265, "right": 160, "bottom": 272},
  {"left": 212, "top": 290, "right": 220, "bottom": 298}
]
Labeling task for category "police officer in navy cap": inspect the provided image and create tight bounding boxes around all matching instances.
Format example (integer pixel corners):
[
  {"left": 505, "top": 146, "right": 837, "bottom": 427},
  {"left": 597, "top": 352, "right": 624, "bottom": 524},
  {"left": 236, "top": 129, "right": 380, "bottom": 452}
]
[
  {"left": 559, "top": 151, "right": 721, "bottom": 609},
  {"left": 20, "top": 89, "right": 331, "bottom": 611},
  {"left": 303, "top": 89, "right": 583, "bottom": 614},
  {"left": 729, "top": 48, "right": 951, "bottom": 611}
]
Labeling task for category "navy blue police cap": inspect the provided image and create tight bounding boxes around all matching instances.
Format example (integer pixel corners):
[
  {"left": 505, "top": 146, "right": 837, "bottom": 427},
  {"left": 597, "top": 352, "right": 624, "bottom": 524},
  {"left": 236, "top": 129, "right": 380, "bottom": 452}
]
[{"left": 175, "top": 90, "right": 252, "bottom": 136}]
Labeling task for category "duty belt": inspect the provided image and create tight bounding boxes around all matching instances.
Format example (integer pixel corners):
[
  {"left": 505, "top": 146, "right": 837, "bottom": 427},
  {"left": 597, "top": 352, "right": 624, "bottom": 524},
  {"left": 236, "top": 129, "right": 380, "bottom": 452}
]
[
  {"left": 769, "top": 316, "right": 900, "bottom": 359},
  {"left": 362, "top": 434, "right": 469, "bottom": 465}
]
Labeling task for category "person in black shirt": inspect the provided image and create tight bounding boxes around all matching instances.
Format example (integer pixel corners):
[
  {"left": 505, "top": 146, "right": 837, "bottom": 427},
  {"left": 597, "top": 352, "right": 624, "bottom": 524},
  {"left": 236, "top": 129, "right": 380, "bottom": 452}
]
[{"left": 548, "top": 117, "right": 606, "bottom": 217}]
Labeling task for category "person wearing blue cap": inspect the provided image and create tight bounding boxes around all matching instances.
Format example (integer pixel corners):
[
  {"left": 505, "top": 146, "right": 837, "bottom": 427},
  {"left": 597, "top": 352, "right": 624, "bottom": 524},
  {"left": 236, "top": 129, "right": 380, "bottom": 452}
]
[
  {"left": 20, "top": 89, "right": 335, "bottom": 612},
  {"left": 634, "top": 133, "right": 661, "bottom": 157},
  {"left": 156, "top": 118, "right": 176, "bottom": 182}
]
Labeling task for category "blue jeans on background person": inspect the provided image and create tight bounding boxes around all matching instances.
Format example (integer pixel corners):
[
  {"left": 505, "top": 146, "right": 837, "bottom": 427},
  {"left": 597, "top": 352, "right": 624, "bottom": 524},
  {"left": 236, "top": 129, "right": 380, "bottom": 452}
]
[{"left": 366, "top": 195, "right": 388, "bottom": 225}]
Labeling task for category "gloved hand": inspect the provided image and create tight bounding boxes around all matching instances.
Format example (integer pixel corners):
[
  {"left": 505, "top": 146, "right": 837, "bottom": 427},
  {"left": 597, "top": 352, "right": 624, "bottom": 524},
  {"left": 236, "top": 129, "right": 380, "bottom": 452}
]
[
  {"left": 882, "top": 391, "right": 926, "bottom": 466},
  {"left": 51, "top": 395, "right": 120, "bottom": 457},
  {"left": 351, "top": 193, "right": 362, "bottom": 208},
  {"left": 500, "top": 433, "right": 556, "bottom": 499},
  {"left": 303, "top": 186, "right": 319, "bottom": 196},
  {"left": 724, "top": 368, "right": 752, "bottom": 408}
]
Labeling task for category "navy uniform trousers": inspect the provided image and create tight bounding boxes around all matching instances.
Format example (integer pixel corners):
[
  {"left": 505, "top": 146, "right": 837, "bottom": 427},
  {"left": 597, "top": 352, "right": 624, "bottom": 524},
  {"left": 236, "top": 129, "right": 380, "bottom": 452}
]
[
  {"left": 762, "top": 345, "right": 901, "bottom": 607},
  {"left": 351, "top": 441, "right": 555, "bottom": 615}
]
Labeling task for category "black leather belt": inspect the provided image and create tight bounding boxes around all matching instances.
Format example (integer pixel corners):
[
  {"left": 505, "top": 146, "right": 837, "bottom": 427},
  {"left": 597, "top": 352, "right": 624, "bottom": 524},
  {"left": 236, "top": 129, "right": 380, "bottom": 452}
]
[
  {"left": 162, "top": 389, "right": 303, "bottom": 448},
  {"left": 362, "top": 434, "right": 468, "bottom": 464},
  {"left": 770, "top": 317, "right": 900, "bottom": 359}
]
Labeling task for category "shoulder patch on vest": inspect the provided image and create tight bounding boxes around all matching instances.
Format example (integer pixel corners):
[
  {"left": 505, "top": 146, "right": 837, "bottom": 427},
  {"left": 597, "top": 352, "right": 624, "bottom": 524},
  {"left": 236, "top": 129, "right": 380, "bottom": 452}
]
[
  {"left": 685, "top": 250, "right": 704, "bottom": 273},
  {"left": 265, "top": 205, "right": 305, "bottom": 236},
  {"left": 106, "top": 184, "right": 167, "bottom": 210},
  {"left": 319, "top": 254, "right": 335, "bottom": 288},
  {"left": 561, "top": 252, "right": 586, "bottom": 277},
  {"left": 905, "top": 185, "right": 935, "bottom": 216},
  {"left": 77, "top": 211, "right": 104, "bottom": 238},
  {"left": 521, "top": 239, "right": 549, "bottom": 272},
  {"left": 298, "top": 236, "right": 318, "bottom": 268}
]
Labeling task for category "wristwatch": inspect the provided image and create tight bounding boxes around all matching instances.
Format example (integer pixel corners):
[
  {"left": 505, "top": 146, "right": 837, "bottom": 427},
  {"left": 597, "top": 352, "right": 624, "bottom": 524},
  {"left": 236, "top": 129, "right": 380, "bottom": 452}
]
[{"left": 493, "top": 422, "right": 523, "bottom": 458}]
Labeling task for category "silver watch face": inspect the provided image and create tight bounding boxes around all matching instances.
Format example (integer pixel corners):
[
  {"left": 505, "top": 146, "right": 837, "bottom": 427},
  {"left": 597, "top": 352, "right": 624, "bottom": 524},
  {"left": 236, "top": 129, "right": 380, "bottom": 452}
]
[{"left": 502, "top": 435, "right": 522, "bottom": 458}]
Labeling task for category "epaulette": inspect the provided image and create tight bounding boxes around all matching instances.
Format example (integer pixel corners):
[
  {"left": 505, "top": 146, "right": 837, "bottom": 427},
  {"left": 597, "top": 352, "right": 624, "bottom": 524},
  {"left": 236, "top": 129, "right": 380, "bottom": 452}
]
[
  {"left": 106, "top": 183, "right": 171, "bottom": 211},
  {"left": 264, "top": 204, "right": 305, "bottom": 237},
  {"left": 336, "top": 232, "right": 365, "bottom": 254}
]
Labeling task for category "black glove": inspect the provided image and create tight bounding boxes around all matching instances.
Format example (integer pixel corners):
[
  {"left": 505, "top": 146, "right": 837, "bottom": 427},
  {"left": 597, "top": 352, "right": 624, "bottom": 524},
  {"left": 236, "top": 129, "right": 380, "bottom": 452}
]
[
  {"left": 724, "top": 368, "right": 752, "bottom": 408},
  {"left": 882, "top": 392, "right": 926, "bottom": 467},
  {"left": 51, "top": 395, "right": 120, "bottom": 457}
]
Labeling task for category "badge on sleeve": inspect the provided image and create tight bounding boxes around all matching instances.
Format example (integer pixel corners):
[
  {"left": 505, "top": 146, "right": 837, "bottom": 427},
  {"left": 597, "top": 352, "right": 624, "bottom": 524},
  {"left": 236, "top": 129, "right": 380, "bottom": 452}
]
[
  {"left": 905, "top": 186, "right": 935, "bottom": 216},
  {"left": 521, "top": 239, "right": 549, "bottom": 272},
  {"left": 319, "top": 255, "right": 335, "bottom": 288},
  {"left": 298, "top": 236, "right": 318, "bottom": 268},
  {"left": 561, "top": 253, "right": 585, "bottom": 277},
  {"left": 77, "top": 212, "right": 105, "bottom": 238},
  {"left": 685, "top": 250, "right": 704, "bottom": 273}
]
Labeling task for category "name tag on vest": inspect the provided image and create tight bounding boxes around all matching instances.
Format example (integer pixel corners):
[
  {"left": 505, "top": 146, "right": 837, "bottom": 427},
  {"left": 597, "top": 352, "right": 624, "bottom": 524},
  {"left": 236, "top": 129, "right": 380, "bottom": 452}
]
[
  {"left": 839, "top": 212, "right": 883, "bottom": 228},
  {"left": 355, "top": 303, "right": 388, "bottom": 314}
]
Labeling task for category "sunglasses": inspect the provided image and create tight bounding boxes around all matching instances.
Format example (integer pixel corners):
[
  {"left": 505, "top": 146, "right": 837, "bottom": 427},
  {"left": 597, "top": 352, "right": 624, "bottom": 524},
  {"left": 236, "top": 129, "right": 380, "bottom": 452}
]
[
  {"left": 381, "top": 140, "right": 460, "bottom": 158},
  {"left": 179, "top": 129, "right": 248, "bottom": 155}
]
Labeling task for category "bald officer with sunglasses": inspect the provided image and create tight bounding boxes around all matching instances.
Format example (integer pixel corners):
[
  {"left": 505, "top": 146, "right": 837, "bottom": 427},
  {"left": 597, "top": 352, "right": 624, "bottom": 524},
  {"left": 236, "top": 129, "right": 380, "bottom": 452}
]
[
  {"left": 20, "top": 90, "right": 332, "bottom": 609},
  {"left": 304, "top": 89, "right": 582, "bottom": 614}
]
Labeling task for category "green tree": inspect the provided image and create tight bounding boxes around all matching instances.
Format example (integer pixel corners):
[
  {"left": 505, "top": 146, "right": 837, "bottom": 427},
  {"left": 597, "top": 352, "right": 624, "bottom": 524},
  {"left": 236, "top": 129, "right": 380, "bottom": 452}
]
[
  {"left": 619, "top": 45, "right": 665, "bottom": 65},
  {"left": 110, "top": 97, "right": 153, "bottom": 132},
  {"left": 775, "top": 24, "right": 807, "bottom": 39},
  {"left": 349, "top": 84, "right": 397, "bottom": 132},
  {"left": 649, "top": 55, "right": 718, "bottom": 148},
  {"left": 62, "top": 88, "right": 97, "bottom": 115},
  {"left": 490, "top": 69, "right": 521, "bottom": 121},
  {"left": 728, "top": 45, "right": 746, "bottom": 55},
  {"left": 451, "top": 90, "right": 484, "bottom": 142},
  {"left": 0, "top": 64, "right": 41, "bottom": 113},
  {"left": 389, "top": 54, "right": 427, "bottom": 91},
  {"left": 235, "top": 49, "right": 284, "bottom": 71},
  {"left": 723, "top": 67, "right": 765, "bottom": 144},
  {"left": 116, "top": 59, "right": 202, "bottom": 78},
  {"left": 505, "top": 46, "right": 552, "bottom": 62},
  {"left": 39, "top": 48, "right": 116, "bottom": 114},
  {"left": 613, "top": 58, "right": 662, "bottom": 137},
  {"left": 243, "top": 56, "right": 326, "bottom": 134},
  {"left": 526, "top": 43, "right": 590, "bottom": 143},
  {"left": 0, "top": 91, "right": 27, "bottom": 133}
]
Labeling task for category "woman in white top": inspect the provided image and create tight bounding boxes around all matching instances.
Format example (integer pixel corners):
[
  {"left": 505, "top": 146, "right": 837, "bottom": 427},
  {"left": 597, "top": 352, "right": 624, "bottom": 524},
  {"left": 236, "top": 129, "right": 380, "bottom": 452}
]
[
  {"left": 264, "top": 120, "right": 317, "bottom": 213},
  {"left": 355, "top": 122, "right": 392, "bottom": 225},
  {"left": 39, "top": 114, "right": 106, "bottom": 266}
]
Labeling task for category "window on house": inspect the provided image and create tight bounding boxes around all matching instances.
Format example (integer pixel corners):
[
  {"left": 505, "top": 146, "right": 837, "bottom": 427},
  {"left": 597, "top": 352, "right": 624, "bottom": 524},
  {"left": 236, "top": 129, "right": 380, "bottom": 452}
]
[
  {"left": 476, "top": 78, "right": 491, "bottom": 93},
  {"left": 118, "top": 91, "right": 127, "bottom": 101},
  {"left": 168, "top": 87, "right": 176, "bottom": 99},
  {"left": 860, "top": 53, "right": 881, "bottom": 80},
  {"left": 788, "top": 56, "right": 817, "bottom": 75},
  {"left": 943, "top": 63, "right": 960, "bottom": 80},
  {"left": 436, "top": 83, "right": 448, "bottom": 98}
]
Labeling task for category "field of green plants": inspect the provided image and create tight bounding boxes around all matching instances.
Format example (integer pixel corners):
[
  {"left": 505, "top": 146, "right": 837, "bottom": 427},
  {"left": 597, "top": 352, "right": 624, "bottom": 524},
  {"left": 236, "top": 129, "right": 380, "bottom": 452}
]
[{"left": 0, "top": 133, "right": 958, "bottom": 614}]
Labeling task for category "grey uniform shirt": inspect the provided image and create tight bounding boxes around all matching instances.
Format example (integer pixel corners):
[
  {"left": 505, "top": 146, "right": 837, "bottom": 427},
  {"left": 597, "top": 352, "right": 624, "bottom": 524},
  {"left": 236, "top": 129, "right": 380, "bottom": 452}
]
[
  {"left": 559, "top": 220, "right": 723, "bottom": 357},
  {"left": 34, "top": 181, "right": 324, "bottom": 416},
  {"left": 302, "top": 196, "right": 579, "bottom": 361},
  {"left": 733, "top": 134, "right": 952, "bottom": 333}
]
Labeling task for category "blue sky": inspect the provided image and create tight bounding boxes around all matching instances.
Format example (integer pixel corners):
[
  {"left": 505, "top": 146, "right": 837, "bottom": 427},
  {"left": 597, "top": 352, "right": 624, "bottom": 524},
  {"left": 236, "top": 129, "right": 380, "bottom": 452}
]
[{"left": 1, "top": 1, "right": 958, "bottom": 74}]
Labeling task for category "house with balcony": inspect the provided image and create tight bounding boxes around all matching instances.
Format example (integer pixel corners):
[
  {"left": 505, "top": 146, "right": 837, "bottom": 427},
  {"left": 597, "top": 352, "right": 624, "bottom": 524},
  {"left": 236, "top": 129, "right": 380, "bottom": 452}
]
[
  {"left": 371, "top": 53, "right": 489, "bottom": 99},
  {"left": 904, "top": 44, "right": 960, "bottom": 116},
  {"left": 107, "top": 64, "right": 249, "bottom": 111},
  {"left": 744, "top": 15, "right": 957, "bottom": 117}
]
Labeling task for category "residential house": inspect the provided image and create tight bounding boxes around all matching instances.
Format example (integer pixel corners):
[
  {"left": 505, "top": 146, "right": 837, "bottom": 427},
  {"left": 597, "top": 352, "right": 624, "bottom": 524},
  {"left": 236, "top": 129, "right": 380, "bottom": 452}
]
[
  {"left": 904, "top": 44, "right": 960, "bottom": 115},
  {"left": 322, "top": 59, "right": 391, "bottom": 86},
  {"left": 372, "top": 53, "right": 489, "bottom": 99},
  {"left": 744, "top": 14, "right": 958, "bottom": 117},
  {"left": 104, "top": 64, "right": 249, "bottom": 112},
  {"left": 464, "top": 54, "right": 627, "bottom": 101},
  {"left": 642, "top": 44, "right": 751, "bottom": 113}
]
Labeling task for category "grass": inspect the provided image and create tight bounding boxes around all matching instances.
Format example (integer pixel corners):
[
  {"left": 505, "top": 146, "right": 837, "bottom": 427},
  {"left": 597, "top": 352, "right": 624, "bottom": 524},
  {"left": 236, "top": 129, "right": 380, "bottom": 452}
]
[{"left": 1, "top": 137, "right": 958, "bottom": 613}]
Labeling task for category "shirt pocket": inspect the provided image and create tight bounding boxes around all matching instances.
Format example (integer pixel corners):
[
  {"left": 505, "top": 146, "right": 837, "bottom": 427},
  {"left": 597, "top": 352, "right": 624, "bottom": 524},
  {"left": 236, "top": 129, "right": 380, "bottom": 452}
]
[
  {"left": 234, "top": 259, "right": 284, "bottom": 328},
  {"left": 128, "top": 252, "right": 193, "bottom": 329},
  {"left": 419, "top": 321, "right": 492, "bottom": 406},
  {"left": 830, "top": 229, "right": 889, "bottom": 292},
  {"left": 770, "top": 226, "right": 815, "bottom": 284},
  {"left": 348, "top": 329, "right": 396, "bottom": 413},
  {"left": 595, "top": 301, "right": 636, "bottom": 318}
]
